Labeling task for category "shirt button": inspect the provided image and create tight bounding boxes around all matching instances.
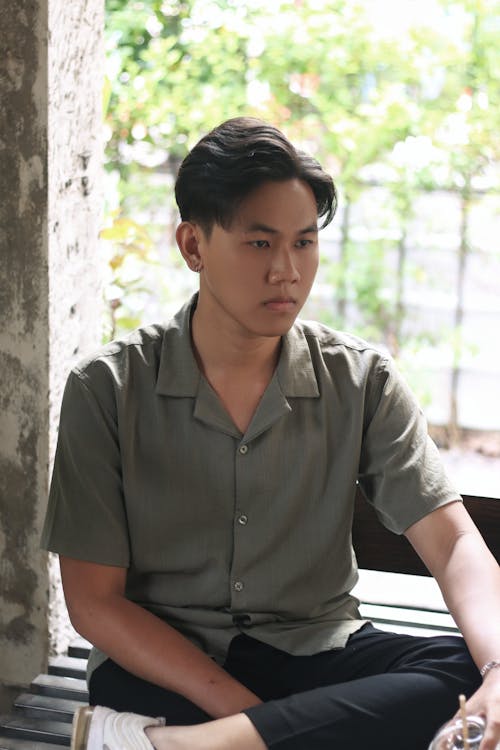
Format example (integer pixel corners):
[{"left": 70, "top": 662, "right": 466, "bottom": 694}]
[
  {"left": 237, "top": 514, "right": 248, "bottom": 525},
  {"left": 233, "top": 613, "right": 251, "bottom": 627},
  {"left": 238, "top": 444, "right": 248, "bottom": 455},
  {"left": 233, "top": 580, "right": 244, "bottom": 592}
]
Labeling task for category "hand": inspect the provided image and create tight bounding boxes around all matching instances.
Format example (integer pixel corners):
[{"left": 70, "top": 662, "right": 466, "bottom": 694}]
[{"left": 454, "top": 669, "right": 500, "bottom": 750}]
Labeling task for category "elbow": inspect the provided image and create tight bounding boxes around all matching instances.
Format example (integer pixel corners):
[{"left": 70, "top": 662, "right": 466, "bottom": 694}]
[
  {"left": 64, "top": 593, "right": 97, "bottom": 638},
  {"left": 59, "top": 556, "right": 127, "bottom": 640}
]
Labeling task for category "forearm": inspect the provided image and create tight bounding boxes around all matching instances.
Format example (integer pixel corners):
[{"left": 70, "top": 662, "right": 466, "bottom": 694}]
[
  {"left": 434, "top": 531, "right": 500, "bottom": 671},
  {"left": 70, "top": 593, "right": 261, "bottom": 718},
  {"left": 439, "top": 534, "right": 500, "bottom": 749},
  {"left": 406, "top": 503, "right": 500, "bottom": 673}
]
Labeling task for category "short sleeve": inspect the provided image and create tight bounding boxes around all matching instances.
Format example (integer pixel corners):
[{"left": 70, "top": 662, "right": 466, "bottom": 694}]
[
  {"left": 41, "top": 368, "right": 130, "bottom": 566},
  {"left": 358, "top": 357, "right": 461, "bottom": 534}
]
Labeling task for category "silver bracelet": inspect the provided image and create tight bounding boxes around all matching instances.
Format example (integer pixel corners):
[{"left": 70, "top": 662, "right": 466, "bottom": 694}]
[{"left": 480, "top": 660, "right": 500, "bottom": 679}]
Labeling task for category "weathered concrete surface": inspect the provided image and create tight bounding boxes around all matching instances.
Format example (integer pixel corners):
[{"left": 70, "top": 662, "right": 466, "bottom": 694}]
[
  {"left": 0, "top": 0, "right": 51, "bottom": 702},
  {"left": 0, "top": 0, "right": 104, "bottom": 705},
  {"left": 47, "top": 0, "right": 105, "bottom": 658}
]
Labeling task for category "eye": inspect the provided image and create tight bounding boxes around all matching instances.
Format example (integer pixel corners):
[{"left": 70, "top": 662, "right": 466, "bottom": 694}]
[
  {"left": 251, "top": 239, "right": 270, "bottom": 248},
  {"left": 295, "top": 238, "right": 314, "bottom": 248}
]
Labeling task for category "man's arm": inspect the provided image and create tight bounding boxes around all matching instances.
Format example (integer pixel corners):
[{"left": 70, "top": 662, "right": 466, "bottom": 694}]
[
  {"left": 405, "top": 501, "right": 500, "bottom": 749},
  {"left": 60, "top": 556, "right": 262, "bottom": 718}
]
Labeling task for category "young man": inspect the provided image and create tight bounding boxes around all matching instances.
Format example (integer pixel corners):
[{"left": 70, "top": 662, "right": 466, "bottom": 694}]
[{"left": 42, "top": 118, "right": 500, "bottom": 750}]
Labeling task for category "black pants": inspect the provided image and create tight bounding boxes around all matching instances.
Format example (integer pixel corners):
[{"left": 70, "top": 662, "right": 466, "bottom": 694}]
[{"left": 89, "top": 625, "right": 480, "bottom": 749}]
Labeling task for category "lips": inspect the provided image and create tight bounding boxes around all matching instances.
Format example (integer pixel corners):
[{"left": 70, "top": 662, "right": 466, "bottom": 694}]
[{"left": 263, "top": 297, "right": 297, "bottom": 312}]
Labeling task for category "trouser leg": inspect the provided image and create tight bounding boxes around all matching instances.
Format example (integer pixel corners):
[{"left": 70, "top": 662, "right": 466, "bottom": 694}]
[
  {"left": 88, "top": 625, "right": 480, "bottom": 749},
  {"left": 88, "top": 658, "right": 210, "bottom": 724},
  {"left": 241, "top": 626, "right": 480, "bottom": 750}
]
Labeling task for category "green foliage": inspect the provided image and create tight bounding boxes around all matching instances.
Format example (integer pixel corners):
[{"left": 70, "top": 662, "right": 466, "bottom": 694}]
[
  {"left": 101, "top": 214, "right": 158, "bottom": 339},
  {"left": 103, "top": 0, "right": 500, "bottom": 398}
]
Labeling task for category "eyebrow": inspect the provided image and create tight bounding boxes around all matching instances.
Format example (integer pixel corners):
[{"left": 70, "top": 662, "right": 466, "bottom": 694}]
[{"left": 243, "top": 222, "right": 318, "bottom": 234}]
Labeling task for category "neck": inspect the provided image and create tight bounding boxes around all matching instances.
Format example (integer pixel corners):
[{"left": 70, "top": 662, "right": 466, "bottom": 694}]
[
  {"left": 191, "top": 306, "right": 281, "bottom": 381},
  {"left": 189, "top": 294, "right": 285, "bottom": 435}
]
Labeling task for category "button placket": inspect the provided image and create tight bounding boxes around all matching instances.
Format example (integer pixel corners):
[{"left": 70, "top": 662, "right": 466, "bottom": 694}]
[{"left": 231, "top": 439, "right": 251, "bottom": 607}]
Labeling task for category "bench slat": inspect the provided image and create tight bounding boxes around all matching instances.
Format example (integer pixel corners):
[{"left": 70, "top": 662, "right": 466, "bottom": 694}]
[
  {"left": 353, "top": 489, "right": 500, "bottom": 576},
  {"left": 462, "top": 494, "right": 500, "bottom": 561},
  {"left": 67, "top": 639, "right": 91, "bottom": 660},
  {"left": 360, "top": 603, "right": 458, "bottom": 633},
  {"left": 0, "top": 717, "right": 70, "bottom": 747},
  {"left": 31, "top": 676, "right": 88, "bottom": 703},
  {"left": 0, "top": 737, "right": 65, "bottom": 750},
  {"left": 48, "top": 657, "right": 86, "bottom": 681},
  {"left": 13, "top": 694, "right": 85, "bottom": 724},
  {"left": 353, "top": 569, "right": 448, "bottom": 611},
  {"left": 366, "top": 621, "right": 457, "bottom": 638}
]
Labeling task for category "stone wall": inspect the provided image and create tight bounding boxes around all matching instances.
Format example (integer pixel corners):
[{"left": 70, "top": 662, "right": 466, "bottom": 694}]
[
  {"left": 0, "top": 0, "right": 104, "bottom": 709},
  {"left": 47, "top": 0, "right": 105, "bottom": 658}
]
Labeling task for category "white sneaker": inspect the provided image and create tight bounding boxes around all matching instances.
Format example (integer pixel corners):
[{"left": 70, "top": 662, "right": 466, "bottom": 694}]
[{"left": 71, "top": 705, "right": 166, "bottom": 750}]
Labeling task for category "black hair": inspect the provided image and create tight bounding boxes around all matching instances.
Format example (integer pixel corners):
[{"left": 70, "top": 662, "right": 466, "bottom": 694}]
[{"left": 174, "top": 117, "right": 337, "bottom": 235}]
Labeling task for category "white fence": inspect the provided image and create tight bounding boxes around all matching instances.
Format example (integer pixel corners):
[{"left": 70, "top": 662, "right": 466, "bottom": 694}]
[{"left": 303, "top": 185, "right": 500, "bottom": 432}]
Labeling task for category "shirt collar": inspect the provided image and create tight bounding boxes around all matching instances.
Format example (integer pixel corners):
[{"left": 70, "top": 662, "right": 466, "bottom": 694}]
[
  {"left": 155, "top": 294, "right": 201, "bottom": 397},
  {"left": 277, "top": 323, "right": 320, "bottom": 398},
  {"left": 156, "top": 293, "right": 319, "bottom": 399}
]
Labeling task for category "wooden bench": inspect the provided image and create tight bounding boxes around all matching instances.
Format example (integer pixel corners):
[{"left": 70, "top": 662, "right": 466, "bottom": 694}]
[
  {"left": 353, "top": 490, "right": 500, "bottom": 638},
  {"left": 1, "top": 491, "right": 498, "bottom": 748},
  {"left": 353, "top": 491, "right": 500, "bottom": 576}
]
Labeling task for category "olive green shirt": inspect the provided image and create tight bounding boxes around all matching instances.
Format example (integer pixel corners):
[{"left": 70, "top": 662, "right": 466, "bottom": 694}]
[{"left": 41, "top": 294, "right": 460, "bottom": 679}]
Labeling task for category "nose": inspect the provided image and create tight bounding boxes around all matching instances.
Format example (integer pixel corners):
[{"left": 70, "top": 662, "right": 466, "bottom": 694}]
[{"left": 268, "top": 246, "right": 300, "bottom": 284}]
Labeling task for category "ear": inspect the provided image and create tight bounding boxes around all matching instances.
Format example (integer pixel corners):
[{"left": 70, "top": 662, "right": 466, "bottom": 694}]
[{"left": 176, "top": 222, "right": 204, "bottom": 273}]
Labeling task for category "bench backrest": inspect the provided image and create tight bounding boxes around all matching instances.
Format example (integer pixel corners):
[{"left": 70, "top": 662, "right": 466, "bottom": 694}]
[{"left": 352, "top": 488, "right": 500, "bottom": 576}]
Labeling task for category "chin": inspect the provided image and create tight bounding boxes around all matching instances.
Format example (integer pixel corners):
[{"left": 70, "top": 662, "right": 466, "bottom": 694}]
[{"left": 250, "top": 320, "right": 297, "bottom": 338}]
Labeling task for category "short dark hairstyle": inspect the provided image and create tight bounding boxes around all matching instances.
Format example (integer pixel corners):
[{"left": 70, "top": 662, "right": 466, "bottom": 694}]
[{"left": 174, "top": 117, "right": 337, "bottom": 235}]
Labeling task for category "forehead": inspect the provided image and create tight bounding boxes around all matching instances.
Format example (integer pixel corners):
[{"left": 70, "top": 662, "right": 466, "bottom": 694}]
[{"left": 233, "top": 179, "right": 318, "bottom": 230}]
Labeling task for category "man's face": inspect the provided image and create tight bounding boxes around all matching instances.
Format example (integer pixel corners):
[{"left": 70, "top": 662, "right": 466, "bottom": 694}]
[{"left": 194, "top": 178, "right": 319, "bottom": 339}]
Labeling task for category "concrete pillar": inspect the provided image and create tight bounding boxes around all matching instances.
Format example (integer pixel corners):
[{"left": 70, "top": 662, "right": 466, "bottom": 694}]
[{"left": 0, "top": 0, "right": 104, "bottom": 710}]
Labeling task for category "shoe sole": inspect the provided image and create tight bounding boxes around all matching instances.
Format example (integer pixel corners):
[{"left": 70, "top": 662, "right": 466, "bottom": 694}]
[{"left": 71, "top": 706, "right": 94, "bottom": 750}]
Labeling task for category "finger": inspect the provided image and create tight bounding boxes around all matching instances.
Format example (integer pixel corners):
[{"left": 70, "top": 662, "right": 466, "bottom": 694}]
[{"left": 480, "top": 718, "right": 500, "bottom": 750}]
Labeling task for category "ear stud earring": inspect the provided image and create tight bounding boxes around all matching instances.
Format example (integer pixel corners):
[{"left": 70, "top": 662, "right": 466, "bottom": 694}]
[{"left": 191, "top": 260, "right": 203, "bottom": 273}]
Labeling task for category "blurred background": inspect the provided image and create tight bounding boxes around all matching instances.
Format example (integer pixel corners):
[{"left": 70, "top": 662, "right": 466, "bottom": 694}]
[{"left": 100, "top": 0, "right": 500, "bottom": 496}]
